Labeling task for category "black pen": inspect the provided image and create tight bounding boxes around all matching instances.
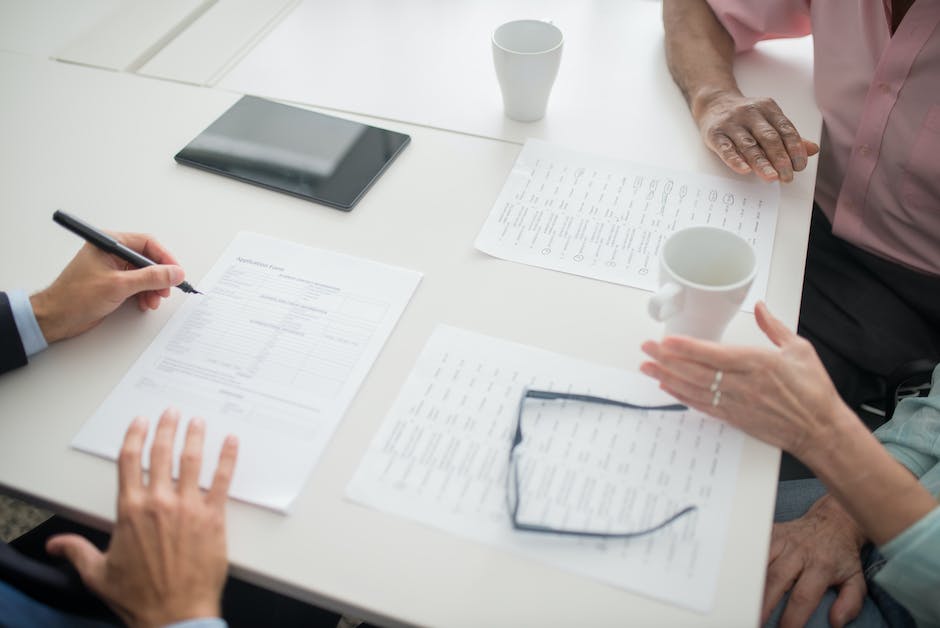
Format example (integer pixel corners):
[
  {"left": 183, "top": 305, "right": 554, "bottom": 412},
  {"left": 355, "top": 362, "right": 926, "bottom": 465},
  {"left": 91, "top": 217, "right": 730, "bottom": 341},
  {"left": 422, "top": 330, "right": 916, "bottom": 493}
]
[{"left": 53, "top": 210, "right": 201, "bottom": 294}]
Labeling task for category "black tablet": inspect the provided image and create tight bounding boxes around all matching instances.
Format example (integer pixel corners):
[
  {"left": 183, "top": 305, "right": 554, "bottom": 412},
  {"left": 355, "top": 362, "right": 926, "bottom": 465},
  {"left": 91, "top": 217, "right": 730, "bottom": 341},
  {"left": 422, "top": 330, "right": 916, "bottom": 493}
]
[{"left": 175, "top": 96, "right": 410, "bottom": 210}]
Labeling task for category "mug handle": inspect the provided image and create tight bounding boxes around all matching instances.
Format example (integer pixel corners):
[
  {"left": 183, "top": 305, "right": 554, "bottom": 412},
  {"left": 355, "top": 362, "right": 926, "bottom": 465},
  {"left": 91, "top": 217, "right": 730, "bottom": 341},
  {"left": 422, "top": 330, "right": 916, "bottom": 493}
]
[{"left": 648, "top": 283, "right": 683, "bottom": 322}]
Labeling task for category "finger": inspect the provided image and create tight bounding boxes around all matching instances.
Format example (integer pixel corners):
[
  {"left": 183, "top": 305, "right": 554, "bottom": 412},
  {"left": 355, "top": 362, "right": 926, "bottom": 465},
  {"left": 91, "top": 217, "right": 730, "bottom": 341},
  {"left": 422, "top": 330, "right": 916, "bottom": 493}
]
[
  {"left": 46, "top": 534, "right": 106, "bottom": 591},
  {"left": 148, "top": 408, "right": 181, "bottom": 492},
  {"left": 803, "top": 139, "right": 820, "bottom": 156},
  {"left": 640, "top": 340, "right": 666, "bottom": 361},
  {"left": 767, "top": 524, "right": 787, "bottom": 563},
  {"left": 657, "top": 386, "right": 714, "bottom": 417},
  {"left": 708, "top": 132, "right": 752, "bottom": 174},
  {"left": 762, "top": 553, "right": 802, "bottom": 624},
  {"left": 157, "top": 286, "right": 171, "bottom": 299},
  {"left": 135, "top": 292, "right": 162, "bottom": 312},
  {"left": 829, "top": 573, "right": 866, "bottom": 628},
  {"left": 656, "top": 369, "right": 715, "bottom": 407},
  {"left": 771, "top": 115, "right": 808, "bottom": 172},
  {"left": 118, "top": 416, "right": 149, "bottom": 497},
  {"left": 779, "top": 569, "right": 831, "bottom": 628},
  {"left": 117, "top": 265, "right": 185, "bottom": 298},
  {"left": 754, "top": 302, "right": 795, "bottom": 348},
  {"left": 640, "top": 356, "right": 717, "bottom": 391},
  {"left": 178, "top": 417, "right": 206, "bottom": 495},
  {"left": 145, "top": 291, "right": 161, "bottom": 311},
  {"left": 113, "top": 232, "right": 182, "bottom": 266},
  {"left": 656, "top": 335, "right": 753, "bottom": 372},
  {"left": 207, "top": 435, "right": 239, "bottom": 507},
  {"left": 751, "top": 121, "right": 794, "bottom": 182},
  {"left": 730, "top": 129, "right": 779, "bottom": 181}
]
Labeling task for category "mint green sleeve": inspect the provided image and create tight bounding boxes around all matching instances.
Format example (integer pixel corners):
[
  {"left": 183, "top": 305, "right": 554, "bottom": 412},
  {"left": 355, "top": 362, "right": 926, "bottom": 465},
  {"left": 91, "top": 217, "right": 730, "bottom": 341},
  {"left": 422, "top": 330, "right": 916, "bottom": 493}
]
[
  {"left": 871, "top": 364, "right": 940, "bottom": 627},
  {"left": 874, "top": 364, "right": 940, "bottom": 496},
  {"left": 874, "top": 506, "right": 940, "bottom": 628}
]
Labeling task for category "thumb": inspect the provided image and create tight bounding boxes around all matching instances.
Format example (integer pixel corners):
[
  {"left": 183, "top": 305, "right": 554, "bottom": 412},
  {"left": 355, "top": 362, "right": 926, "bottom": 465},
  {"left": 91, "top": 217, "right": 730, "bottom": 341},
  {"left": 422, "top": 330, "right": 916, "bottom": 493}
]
[
  {"left": 46, "top": 533, "right": 106, "bottom": 588},
  {"left": 754, "top": 301, "right": 795, "bottom": 348},
  {"left": 803, "top": 139, "right": 820, "bottom": 156},
  {"left": 120, "top": 264, "right": 184, "bottom": 295}
]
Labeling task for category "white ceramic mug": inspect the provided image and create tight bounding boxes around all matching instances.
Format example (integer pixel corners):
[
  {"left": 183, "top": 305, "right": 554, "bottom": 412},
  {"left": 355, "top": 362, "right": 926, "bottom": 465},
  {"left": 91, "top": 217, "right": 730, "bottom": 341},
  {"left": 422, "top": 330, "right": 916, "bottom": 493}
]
[
  {"left": 648, "top": 226, "right": 757, "bottom": 341},
  {"left": 492, "top": 20, "right": 563, "bottom": 122}
]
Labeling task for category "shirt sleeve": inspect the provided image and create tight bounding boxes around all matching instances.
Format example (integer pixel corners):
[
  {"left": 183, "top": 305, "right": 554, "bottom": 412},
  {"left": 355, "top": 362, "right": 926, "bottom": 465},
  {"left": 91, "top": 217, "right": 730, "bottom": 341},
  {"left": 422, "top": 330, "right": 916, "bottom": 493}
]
[
  {"left": 6, "top": 289, "right": 48, "bottom": 357},
  {"left": 875, "top": 365, "right": 940, "bottom": 495},
  {"left": 704, "top": 0, "right": 813, "bottom": 52},
  {"left": 163, "top": 619, "right": 227, "bottom": 628},
  {"left": 874, "top": 505, "right": 940, "bottom": 628}
]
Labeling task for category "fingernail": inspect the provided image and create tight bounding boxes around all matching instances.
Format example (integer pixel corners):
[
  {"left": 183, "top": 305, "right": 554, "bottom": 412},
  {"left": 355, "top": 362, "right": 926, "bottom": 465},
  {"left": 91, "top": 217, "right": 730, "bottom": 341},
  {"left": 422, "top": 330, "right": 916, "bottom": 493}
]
[
  {"left": 191, "top": 417, "right": 205, "bottom": 430},
  {"left": 169, "top": 266, "right": 184, "bottom": 284},
  {"left": 762, "top": 166, "right": 777, "bottom": 177},
  {"left": 225, "top": 435, "right": 239, "bottom": 447}
]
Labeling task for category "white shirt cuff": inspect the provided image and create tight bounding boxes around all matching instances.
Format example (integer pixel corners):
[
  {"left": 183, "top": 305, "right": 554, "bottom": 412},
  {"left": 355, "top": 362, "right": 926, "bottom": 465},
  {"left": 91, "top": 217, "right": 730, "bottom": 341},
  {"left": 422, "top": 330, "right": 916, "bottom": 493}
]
[
  {"left": 163, "top": 618, "right": 227, "bottom": 628},
  {"left": 7, "top": 289, "right": 47, "bottom": 356}
]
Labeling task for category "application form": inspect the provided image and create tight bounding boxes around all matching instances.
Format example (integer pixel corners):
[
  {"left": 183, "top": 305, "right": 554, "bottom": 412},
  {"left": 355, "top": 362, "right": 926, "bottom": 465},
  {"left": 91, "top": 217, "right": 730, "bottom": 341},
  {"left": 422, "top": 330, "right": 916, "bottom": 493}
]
[
  {"left": 475, "top": 139, "right": 780, "bottom": 310},
  {"left": 347, "top": 326, "right": 743, "bottom": 612},
  {"left": 73, "top": 232, "right": 422, "bottom": 512}
]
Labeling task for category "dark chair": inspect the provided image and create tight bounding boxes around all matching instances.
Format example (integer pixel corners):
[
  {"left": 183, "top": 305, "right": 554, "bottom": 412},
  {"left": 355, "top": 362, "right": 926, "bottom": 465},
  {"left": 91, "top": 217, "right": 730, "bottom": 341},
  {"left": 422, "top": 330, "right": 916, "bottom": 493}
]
[
  {"left": 0, "top": 516, "right": 117, "bottom": 621},
  {"left": 2, "top": 516, "right": 342, "bottom": 627},
  {"left": 875, "top": 358, "right": 936, "bottom": 421}
]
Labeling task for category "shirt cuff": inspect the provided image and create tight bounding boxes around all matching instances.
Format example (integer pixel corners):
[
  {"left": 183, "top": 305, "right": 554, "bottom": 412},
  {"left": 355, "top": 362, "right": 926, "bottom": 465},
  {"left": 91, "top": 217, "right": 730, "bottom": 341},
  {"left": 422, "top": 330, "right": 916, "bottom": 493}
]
[
  {"left": 163, "top": 619, "right": 227, "bottom": 628},
  {"left": 7, "top": 289, "right": 47, "bottom": 357}
]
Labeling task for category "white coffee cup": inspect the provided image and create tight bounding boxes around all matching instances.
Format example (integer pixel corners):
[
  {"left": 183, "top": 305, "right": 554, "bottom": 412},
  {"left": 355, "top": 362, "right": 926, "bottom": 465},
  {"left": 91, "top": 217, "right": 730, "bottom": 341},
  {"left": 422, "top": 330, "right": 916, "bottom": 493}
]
[
  {"left": 492, "top": 20, "right": 563, "bottom": 122},
  {"left": 648, "top": 226, "right": 757, "bottom": 341}
]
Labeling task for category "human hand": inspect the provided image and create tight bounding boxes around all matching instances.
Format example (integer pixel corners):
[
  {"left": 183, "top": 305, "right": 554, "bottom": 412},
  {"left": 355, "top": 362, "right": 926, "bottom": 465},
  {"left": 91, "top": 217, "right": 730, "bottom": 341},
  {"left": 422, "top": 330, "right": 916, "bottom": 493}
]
[
  {"left": 763, "top": 495, "right": 868, "bottom": 628},
  {"left": 29, "top": 232, "right": 186, "bottom": 343},
  {"left": 47, "top": 408, "right": 239, "bottom": 628},
  {"left": 693, "top": 89, "right": 819, "bottom": 183},
  {"left": 639, "top": 302, "right": 852, "bottom": 463}
]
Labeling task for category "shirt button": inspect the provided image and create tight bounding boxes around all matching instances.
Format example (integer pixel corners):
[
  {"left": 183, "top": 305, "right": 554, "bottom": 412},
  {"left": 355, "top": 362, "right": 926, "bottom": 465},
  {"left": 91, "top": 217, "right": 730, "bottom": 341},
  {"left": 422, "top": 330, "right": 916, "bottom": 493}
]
[{"left": 859, "top": 144, "right": 871, "bottom": 156}]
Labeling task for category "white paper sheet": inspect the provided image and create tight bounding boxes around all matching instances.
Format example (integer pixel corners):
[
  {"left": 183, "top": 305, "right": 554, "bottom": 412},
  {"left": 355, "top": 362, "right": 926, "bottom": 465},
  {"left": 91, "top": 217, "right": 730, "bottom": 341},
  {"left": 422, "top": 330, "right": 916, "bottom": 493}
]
[
  {"left": 475, "top": 139, "right": 779, "bottom": 310},
  {"left": 347, "top": 326, "right": 742, "bottom": 612},
  {"left": 73, "top": 232, "right": 422, "bottom": 512}
]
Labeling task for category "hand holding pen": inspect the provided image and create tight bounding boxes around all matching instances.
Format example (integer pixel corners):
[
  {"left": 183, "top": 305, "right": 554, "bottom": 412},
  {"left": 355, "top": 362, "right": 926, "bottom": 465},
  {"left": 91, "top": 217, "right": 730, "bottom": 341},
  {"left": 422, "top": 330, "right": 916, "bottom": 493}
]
[
  {"left": 30, "top": 211, "right": 200, "bottom": 343},
  {"left": 53, "top": 211, "right": 200, "bottom": 294}
]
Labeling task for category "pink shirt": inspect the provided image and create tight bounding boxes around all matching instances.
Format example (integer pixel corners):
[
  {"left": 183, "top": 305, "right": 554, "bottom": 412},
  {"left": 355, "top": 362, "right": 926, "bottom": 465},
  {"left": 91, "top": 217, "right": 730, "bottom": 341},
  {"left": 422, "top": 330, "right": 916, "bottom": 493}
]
[{"left": 706, "top": 0, "right": 940, "bottom": 277}]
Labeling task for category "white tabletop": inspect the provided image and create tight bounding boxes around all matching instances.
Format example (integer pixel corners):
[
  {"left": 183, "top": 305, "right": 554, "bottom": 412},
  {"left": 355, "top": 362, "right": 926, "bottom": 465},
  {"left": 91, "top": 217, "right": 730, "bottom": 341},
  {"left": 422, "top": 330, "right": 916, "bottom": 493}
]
[{"left": 0, "top": 4, "right": 819, "bottom": 624}]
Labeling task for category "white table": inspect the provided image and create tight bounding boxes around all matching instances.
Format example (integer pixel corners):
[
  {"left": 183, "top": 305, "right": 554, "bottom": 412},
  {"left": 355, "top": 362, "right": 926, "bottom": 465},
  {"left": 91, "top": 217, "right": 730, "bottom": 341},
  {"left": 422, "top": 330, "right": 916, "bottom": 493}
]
[{"left": 0, "top": 3, "right": 820, "bottom": 625}]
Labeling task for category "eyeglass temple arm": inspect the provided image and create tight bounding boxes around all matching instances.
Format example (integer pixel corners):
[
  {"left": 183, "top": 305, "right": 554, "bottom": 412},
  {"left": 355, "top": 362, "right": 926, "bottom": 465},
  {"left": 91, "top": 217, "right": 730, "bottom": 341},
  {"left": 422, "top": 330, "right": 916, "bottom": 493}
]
[{"left": 524, "top": 388, "right": 687, "bottom": 411}]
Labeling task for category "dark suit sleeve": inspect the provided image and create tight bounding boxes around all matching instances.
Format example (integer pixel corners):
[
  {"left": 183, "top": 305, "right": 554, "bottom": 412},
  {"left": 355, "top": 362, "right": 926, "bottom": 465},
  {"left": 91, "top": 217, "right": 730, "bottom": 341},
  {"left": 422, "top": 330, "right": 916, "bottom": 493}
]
[{"left": 0, "top": 292, "right": 28, "bottom": 375}]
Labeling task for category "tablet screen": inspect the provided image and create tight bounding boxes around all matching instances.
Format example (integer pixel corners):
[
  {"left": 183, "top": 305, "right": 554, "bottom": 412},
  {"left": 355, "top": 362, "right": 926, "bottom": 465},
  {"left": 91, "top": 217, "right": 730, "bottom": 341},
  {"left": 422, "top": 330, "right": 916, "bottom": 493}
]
[{"left": 175, "top": 96, "right": 410, "bottom": 210}]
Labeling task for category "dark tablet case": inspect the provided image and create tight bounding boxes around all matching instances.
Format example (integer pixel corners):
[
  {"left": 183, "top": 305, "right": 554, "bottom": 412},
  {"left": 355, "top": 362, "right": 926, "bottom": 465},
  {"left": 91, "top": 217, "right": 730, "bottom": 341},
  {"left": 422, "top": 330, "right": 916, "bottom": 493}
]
[{"left": 175, "top": 96, "right": 410, "bottom": 210}]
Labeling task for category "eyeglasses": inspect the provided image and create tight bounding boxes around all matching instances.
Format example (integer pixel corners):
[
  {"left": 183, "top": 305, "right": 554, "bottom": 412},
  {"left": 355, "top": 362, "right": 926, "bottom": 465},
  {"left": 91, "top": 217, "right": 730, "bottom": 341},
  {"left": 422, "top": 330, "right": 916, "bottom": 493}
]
[{"left": 507, "top": 389, "right": 697, "bottom": 539}]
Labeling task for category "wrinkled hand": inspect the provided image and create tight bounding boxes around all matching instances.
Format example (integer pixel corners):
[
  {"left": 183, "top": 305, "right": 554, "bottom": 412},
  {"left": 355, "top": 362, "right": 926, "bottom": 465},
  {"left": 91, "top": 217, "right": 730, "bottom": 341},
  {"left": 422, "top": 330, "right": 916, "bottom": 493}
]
[
  {"left": 764, "top": 495, "right": 868, "bottom": 628},
  {"left": 694, "top": 90, "right": 819, "bottom": 182},
  {"left": 639, "top": 302, "right": 850, "bottom": 461},
  {"left": 30, "top": 232, "right": 186, "bottom": 343},
  {"left": 47, "top": 409, "right": 239, "bottom": 628}
]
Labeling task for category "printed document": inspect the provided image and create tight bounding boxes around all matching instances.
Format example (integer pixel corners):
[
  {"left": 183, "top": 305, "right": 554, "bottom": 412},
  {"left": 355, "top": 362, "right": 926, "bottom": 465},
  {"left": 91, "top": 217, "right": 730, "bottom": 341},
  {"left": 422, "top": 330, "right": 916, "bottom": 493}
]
[
  {"left": 475, "top": 139, "right": 779, "bottom": 309},
  {"left": 347, "top": 326, "right": 742, "bottom": 612},
  {"left": 73, "top": 232, "right": 422, "bottom": 512}
]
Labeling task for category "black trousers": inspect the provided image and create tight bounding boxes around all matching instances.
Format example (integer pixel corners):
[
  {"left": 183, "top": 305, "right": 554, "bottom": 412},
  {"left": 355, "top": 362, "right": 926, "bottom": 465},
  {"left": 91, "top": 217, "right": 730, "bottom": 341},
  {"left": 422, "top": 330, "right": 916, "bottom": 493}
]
[
  {"left": 781, "top": 206, "right": 940, "bottom": 479},
  {"left": 798, "top": 206, "right": 940, "bottom": 410}
]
